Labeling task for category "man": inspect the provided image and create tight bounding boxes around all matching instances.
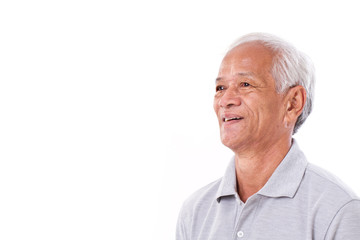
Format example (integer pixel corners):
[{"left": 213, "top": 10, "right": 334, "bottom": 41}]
[{"left": 176, "top": 33, "right": 360, "bottom": 239}]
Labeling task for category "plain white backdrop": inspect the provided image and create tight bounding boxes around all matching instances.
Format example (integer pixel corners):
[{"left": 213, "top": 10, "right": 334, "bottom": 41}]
[{"left": 1, "top": 0, "right": 360, "bottom": 239}]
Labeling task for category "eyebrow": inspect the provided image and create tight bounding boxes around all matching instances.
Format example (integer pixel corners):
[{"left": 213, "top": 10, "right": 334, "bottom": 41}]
[{"left": 215, "top": 72, "right": 256, "bottom": 83}]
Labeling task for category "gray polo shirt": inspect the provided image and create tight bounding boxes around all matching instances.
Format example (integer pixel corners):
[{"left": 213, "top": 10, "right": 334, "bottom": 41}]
[{"left": 176, "top": 140, "right": 360, "bottom": 239}]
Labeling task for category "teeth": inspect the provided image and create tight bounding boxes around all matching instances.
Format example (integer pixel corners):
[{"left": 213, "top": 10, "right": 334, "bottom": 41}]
[{"left": 224, "top": 117, "right": 242, "bottom": 122}]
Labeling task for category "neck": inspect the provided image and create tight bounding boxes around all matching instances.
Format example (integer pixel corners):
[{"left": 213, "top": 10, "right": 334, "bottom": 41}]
[{"left": 234, "top": 137, "right": 292, "bottom": 202}]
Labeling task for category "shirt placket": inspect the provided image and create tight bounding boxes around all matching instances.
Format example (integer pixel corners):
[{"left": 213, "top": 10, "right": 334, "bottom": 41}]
[{"left": 233, "top": 194, "right": 261, "bottom": 240}]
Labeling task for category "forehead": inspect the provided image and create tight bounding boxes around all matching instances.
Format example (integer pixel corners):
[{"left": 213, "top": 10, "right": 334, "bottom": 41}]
[{"left": 218, "top": 42, "right": 274, "bottom": 80}]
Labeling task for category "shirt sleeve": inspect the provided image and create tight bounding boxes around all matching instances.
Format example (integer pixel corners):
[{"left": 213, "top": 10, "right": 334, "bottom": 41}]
[
  {"left": 176, "top": 204, "right": 189, "bottom": 240},
  {"left": 324, "top": 199, "right": 360, "bottom": 240}
]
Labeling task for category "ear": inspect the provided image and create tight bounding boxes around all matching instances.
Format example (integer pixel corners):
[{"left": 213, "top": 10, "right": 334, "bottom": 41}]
[{"left": 284, "top": 85, "right": 306, "bottom": 127}]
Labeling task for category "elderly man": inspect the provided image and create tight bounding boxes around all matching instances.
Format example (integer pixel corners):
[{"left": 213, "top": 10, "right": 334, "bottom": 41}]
[{"left": 176, "top": 33, "right": 360, "bottom": 239}]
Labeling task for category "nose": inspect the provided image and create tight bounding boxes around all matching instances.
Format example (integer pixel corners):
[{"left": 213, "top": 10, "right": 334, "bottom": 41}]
[{"left": 219, "top": 88, "right": 242, "bottom": 108}]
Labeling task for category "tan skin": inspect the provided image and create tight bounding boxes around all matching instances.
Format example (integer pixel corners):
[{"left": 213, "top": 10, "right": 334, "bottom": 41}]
[{"left": 213, "top": 42, "right": 306, "bottom": 202}]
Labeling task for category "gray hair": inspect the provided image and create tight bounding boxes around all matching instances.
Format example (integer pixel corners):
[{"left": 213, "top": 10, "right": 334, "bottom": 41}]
[{"left": 227, "top": 33, "right": 315, "bottom": 134}]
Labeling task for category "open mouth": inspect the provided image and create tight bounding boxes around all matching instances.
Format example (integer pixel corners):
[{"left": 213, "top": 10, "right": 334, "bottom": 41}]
[{"left": 223, "top": 117, "right": 244, "bottom": 122}]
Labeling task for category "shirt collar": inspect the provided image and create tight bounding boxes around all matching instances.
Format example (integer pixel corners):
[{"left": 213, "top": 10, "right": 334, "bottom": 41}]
[
  {"left": 216, "top": 139, "right": 308, "bottom": 202},
  {"left": 216, "top": 156, "right": 237, "bottom": 202}
]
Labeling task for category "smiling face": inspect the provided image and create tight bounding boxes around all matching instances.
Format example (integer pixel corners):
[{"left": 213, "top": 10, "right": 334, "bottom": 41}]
[{"left": 214, "top": 42, "right": 290, "bottom": 154}]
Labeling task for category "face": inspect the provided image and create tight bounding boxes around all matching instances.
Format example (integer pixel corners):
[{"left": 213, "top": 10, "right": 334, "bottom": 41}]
[{"left": 213, "top": 42, "right": 289, "bottom": 153}]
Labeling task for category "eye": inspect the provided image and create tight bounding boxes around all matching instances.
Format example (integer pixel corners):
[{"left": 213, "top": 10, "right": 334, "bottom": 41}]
[
  {"left": 216, "top": 85, "right": 225, "bottom": 92},
  {"left": 241, "top": 82, "right": 250, "bottom": 87}
]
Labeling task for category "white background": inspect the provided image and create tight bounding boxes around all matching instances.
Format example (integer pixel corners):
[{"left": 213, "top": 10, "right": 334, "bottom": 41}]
[{"left": 1, "top": 0, "right": 360, "bottom": 239}]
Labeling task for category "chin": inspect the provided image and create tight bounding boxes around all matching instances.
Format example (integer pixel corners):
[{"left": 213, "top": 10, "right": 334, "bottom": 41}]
[{"left": 221, "top": 135, "right": 244, "bottom": 151}]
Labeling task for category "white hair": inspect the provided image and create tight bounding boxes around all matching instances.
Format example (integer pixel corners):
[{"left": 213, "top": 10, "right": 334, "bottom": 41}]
[{"left": 228, "top": 32, "right": 315, "bottom": 134}]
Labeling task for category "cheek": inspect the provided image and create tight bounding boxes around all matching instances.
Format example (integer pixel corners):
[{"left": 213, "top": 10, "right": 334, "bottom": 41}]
[
  {"left": 213, "top": 98, "right": 219, "bottom": 113},
  {"left": 247, "top": 98, "right": 278, "bottom": 122},
  {"left": 260, "top": 100, "right": 285, "bottom": 123}
]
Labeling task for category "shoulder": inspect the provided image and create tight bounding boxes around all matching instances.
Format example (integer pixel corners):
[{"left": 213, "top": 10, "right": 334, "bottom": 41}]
[
  {"left": 324, "top": 199, "right": 360, "bottom": 239},
  {"left": 176, "top": 178, "right": 223, "bottom": 240},
  {"left": 290, "top": 160, "right": 360, "bottom": 238},
  {"left": 298, "top": 162, "right": 360, "bottom": 231},
  {"left": 304, "top": 163, "right": 358, "bottom": 200},
  {"left": 179, "top": 178, "right": 222, "bottom": 219},
  {"left": 182, "top": 178, "right": 222, "bottom": 208}
]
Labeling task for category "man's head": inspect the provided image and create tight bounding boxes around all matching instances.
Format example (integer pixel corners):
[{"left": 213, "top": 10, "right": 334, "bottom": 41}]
[{"left": 213, "top": 33, "right": 315, "bottom": 152}]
